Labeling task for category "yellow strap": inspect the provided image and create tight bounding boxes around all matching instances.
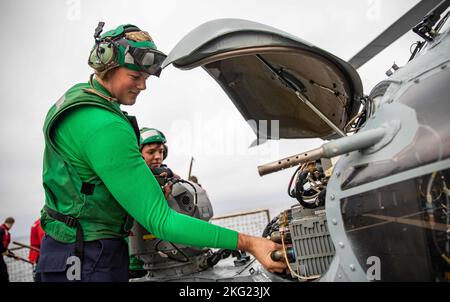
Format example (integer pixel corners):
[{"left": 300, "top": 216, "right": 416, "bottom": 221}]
[{"left": 142, "top": 234, "right": 155, "bottom": 240}]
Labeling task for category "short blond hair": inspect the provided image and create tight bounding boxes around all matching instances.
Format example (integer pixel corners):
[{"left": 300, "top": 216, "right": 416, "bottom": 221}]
[{"left": 94, "top": 66, "right": 120, "bottom": 81}]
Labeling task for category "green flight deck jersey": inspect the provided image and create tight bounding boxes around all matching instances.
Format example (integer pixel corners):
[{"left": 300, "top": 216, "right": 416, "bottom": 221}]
[{"left": 40, "top": 77, "right": 238, "bottom": 250}]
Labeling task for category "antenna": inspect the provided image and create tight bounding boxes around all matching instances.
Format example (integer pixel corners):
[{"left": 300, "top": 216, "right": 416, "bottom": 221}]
[
  {"left": 94, "top": 21, "right": 105, "bottom": 40},
  {"left": 187, "top": 156, "right": 194, "bottom": 179}
]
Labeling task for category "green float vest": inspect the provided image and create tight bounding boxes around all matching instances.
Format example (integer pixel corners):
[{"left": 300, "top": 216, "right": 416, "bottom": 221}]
[{"left": 40, "top": 77, "right": 138, "bottom": 244}]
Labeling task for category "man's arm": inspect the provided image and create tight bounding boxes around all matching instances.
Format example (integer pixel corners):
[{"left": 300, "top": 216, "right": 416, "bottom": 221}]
[
  {"left": 84, "top": 123, "right": 286, "bottom": 272},
  {"left": 83, "top": 121, "right": 239, "bottom": 250},
  {"left": 59, "top": 108, "right": 286, "bottom": 272}
]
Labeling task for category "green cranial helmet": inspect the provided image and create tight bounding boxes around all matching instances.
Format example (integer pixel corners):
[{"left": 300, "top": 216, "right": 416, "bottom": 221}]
[
  {"left": 88, "top": 22, "right": 167, "bottom": 77},
  {"left": 140, "top": 127, "right": 168, "bottom": 159},
  {"left": 140, "top": 127, "right": 166, "bottom": 145}
]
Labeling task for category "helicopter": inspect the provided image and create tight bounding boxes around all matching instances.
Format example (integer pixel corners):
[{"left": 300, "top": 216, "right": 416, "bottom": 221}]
[{"left": 129, "top": 0, "right": 450, "bottom": 282}]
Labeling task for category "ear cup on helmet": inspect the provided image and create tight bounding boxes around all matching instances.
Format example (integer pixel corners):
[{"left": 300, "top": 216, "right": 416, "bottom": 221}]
[
  {"left": 163, "top": 144, "right": 168, "bottom": 160},
  {"left": 88, "top": 42, "right": 117, "bottom": 72}
]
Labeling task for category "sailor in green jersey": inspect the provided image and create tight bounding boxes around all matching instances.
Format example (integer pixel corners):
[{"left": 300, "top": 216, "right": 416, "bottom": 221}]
[
  {"left": 138, "top": 127, "right": 180, "bottom": 199},
  {"left": 128, "top": 127, "right": 174, "bottom": 279},
  {"left": 36, "top": 22, "right": 286, "bottom": 282}
]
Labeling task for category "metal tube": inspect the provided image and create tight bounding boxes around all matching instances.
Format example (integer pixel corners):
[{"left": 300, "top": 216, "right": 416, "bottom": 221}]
[
  {"left": 322, "top": 127, "right": 386, "bottom": 157},
  {"left": 255, "top": 54, "right": 346, "bottom": 138},
  {"left": 295, "top": 91, "right": 346, "bottom": 137},
  {"left": 12, "top": 241, "right": 40, "bottom": 252},
  {"left": 258, "top": 146, "right": 324, "bottom": 176},
  {"left": 258, "top": 127, "right": 387, "bottom": 176}
]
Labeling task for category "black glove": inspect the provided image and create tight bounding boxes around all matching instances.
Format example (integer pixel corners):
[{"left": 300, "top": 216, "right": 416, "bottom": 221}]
[{"left": 150, "top": 165, "right": 175, "bottom": 186}]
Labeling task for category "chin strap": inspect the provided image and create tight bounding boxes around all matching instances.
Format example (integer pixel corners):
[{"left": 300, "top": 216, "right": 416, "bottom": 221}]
[{"left": 83, "top": 74, "right": 117, "bottom": 102}]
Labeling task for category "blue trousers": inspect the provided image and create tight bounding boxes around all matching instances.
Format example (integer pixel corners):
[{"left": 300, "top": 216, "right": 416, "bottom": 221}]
[
  {"left": 36, "top": 235, "right": 129, "bottom": 282},
  {"left": 0, "top": 255, "right": 8, "bottom": 282}
]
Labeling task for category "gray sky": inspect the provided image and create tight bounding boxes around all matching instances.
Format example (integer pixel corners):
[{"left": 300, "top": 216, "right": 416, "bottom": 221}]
[{"left": 0, "top": 0, "right": 420, "bottom": 237}]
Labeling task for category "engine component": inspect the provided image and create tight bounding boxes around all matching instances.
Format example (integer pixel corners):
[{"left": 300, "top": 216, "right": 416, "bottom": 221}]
[
  {"left": 270, "top": 248, "right": 296, "bottom": 262},
  {"left": 288, "top": 205, "right": 335, "bottom": 279},
  {"left": 288, "top": 159, "right": 330, "bottom": 208},
  {"left": 266, "top": 205, "right": 335, "bottom": 281},
  {"left": 270, "top": 230, "right": 292, "bottom": 244}
]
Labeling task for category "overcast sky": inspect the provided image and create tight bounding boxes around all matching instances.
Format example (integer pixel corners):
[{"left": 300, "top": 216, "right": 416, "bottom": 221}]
[{"left": 0, "top": 0, "right": 421, "bottom": 237}]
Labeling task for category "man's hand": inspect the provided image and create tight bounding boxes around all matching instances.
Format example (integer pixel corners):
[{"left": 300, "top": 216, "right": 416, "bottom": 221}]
[
  {"left": 155, "top": 171, "right": 173, "bottom": 199},
  {"left": 237, "top": 233, "right": 287, "bottom": 273},
  {"left": 158, "top": 170, "right": 181, "bottom": 199},
  {"left": 5, "top": 250, "right": 20, "bottom": 260},
  {"left": 163, "top": 182, "right": 173, "bottom": 199}
]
